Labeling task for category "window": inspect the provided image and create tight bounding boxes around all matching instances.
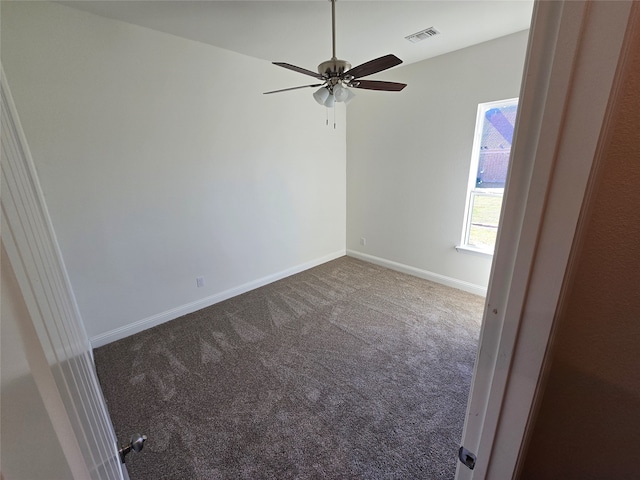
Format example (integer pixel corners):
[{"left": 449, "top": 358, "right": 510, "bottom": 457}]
[{"left": 459, "top": 98, "right": 518, "bottom": 254}]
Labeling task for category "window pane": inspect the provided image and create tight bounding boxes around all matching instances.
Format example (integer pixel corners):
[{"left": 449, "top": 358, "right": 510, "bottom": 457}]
[
  {"left": 468, "top": 193, "right": 502, "bottom": 249},
  {"left": 468, "top": 224, "right": 498, "bottom": 250},
  {"left": 461, "top": 98, "right": 518, "bottom": 253},
  {"left": 476, "top": 104, "right": 518, "bottom": 189}
]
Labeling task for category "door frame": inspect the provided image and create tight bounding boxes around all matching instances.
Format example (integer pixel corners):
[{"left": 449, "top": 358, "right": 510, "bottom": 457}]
[{"left": 456, "top": 1, "right": 638, "bottom": 478}]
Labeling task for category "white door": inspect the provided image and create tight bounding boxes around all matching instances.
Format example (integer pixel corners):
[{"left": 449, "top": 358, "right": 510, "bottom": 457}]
[
  {"left": 455, "top": 1, "right": 637, "bottom": 478},
  {"left": 1, "top": 67, "right": 125, "bottom": 479}
]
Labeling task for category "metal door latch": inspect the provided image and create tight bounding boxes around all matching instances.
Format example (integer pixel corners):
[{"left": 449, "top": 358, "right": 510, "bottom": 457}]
[
  {"left": 458, "top": 446, "right": 477, "bottom": 470},
  {"left": 119, "top": 433, "right": 147, "bottom": 463}
]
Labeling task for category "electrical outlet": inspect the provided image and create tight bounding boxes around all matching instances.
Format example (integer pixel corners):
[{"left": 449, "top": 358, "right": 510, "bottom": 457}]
[
  {"left": 196, "top": 276, "right": 205, "bottom": 288},
  {"left": 360, "top": 237, "right": 366, "bottom": 246}
]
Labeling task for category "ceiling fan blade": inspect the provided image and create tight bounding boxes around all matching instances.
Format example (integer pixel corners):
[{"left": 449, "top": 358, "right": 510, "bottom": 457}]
[
  {"left": 263, "top": 84, "right": 324, "bottom": 95},
  {"left": 273, "top": 62, "right": 324, "bottom": 80},
  {"left": 351, "top": 80, "right": 407, "bottom": 92},
  {"left": 345, "top": 54, "right": 403, "bottom": 80}
]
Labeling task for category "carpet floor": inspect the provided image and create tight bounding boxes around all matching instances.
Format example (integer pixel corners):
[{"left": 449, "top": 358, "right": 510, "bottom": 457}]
[{"left": 94, "top": 256, "right": 484, "bottom": 479}]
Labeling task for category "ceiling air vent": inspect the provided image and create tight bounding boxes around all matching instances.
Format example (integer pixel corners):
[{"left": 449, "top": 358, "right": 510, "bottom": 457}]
[{"left": 405, "top": 27, "right": 440, "bottom": 44}]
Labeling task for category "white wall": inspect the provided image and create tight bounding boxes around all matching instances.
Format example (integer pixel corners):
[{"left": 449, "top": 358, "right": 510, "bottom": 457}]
[
  {"left": 1, "top": 1, "right": 346, "bottom": 345},
  {"left": 346, "top": 31, "right": 529, "bottom": 291}
]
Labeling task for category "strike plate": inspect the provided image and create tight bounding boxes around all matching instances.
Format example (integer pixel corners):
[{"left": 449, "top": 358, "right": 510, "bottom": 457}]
[{"left": 458, "top": 446, "right": 477, "bottom": 470}]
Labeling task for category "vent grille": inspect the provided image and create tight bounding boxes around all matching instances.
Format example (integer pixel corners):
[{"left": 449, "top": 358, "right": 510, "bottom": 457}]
[{"left": 405, "top": 27, "right": 440, "bottom": 43}]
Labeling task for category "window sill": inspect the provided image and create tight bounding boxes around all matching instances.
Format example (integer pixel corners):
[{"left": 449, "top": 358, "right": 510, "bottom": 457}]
[{"left": 455, "top": 245, "right": 494, "bottom": 258}]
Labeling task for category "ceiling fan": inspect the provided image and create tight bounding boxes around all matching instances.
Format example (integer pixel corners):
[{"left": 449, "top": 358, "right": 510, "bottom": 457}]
[{"left": 263, "top": 0, "right": 407, "bottom": 107}]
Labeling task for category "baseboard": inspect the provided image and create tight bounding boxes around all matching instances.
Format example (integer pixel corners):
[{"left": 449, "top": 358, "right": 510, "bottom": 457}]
[
  {"left": 346, "top": 250, "right": 487, "bottom": 297},
  {"left": 90, "top": 249, "right": 346, "bottom": 348}
]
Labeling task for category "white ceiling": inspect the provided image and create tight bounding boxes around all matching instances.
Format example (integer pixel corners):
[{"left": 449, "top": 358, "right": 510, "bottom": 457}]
[{"left": 59, "top": 1, "right": 533, "bottom": 73}]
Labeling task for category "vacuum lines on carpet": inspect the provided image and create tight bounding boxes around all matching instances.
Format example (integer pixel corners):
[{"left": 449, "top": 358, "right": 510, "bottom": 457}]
[{"left": 94, "top": 257, "right": 484, "bottom": 479}]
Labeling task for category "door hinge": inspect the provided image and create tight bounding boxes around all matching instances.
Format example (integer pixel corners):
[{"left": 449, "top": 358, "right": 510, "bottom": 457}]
[{"left": 458, "top": 446, "right": 477, "bottom": 470}]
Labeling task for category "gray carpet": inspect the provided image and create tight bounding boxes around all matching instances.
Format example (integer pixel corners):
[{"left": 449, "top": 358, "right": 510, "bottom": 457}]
[{"left": 94, "top": 256, "right": 484, "bottom": 479}]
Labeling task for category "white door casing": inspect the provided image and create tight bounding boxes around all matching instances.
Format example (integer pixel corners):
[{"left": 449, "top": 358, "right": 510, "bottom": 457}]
[
  {"left": 1, "top": 66, "right": 125, "bottom": 479},
  {"left": 456, "top": 1, "right": 637, "bottom": 478}
]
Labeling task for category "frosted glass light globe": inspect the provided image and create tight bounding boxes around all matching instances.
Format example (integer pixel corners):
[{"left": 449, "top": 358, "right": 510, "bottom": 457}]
[
  {"left": 324, "top": 94, "right": 335, "bottom": 108},
  {"left": 334, "top": 84, "right": 349, "bottom": 102},
  {"left": 313, "top": 87, "right": 329, "bottom": 105}
]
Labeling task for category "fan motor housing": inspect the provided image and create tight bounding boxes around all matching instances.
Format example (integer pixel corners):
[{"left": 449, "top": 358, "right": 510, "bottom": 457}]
[{"left": 318, "top": 59, "right": 351, "bottom": 77}]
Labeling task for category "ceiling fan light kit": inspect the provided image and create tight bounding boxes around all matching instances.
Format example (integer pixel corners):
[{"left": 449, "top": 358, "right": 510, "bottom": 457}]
[
  {"left": 323, "top": 93, "right": 336, "bottom": 108},
  {"left": 313, "top": 87, "right": 330, "bottom": 105},
  {"left": 264, "top": 0, "right": 407, "bottom": 109},
  {"left": 333, "top": 84, "right": 350, "bottom": 102}
]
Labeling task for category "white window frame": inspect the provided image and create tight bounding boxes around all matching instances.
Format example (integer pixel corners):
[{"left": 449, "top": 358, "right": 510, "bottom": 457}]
[{"left": 458, "top": 97, "right": 519, "bottom": 256}]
